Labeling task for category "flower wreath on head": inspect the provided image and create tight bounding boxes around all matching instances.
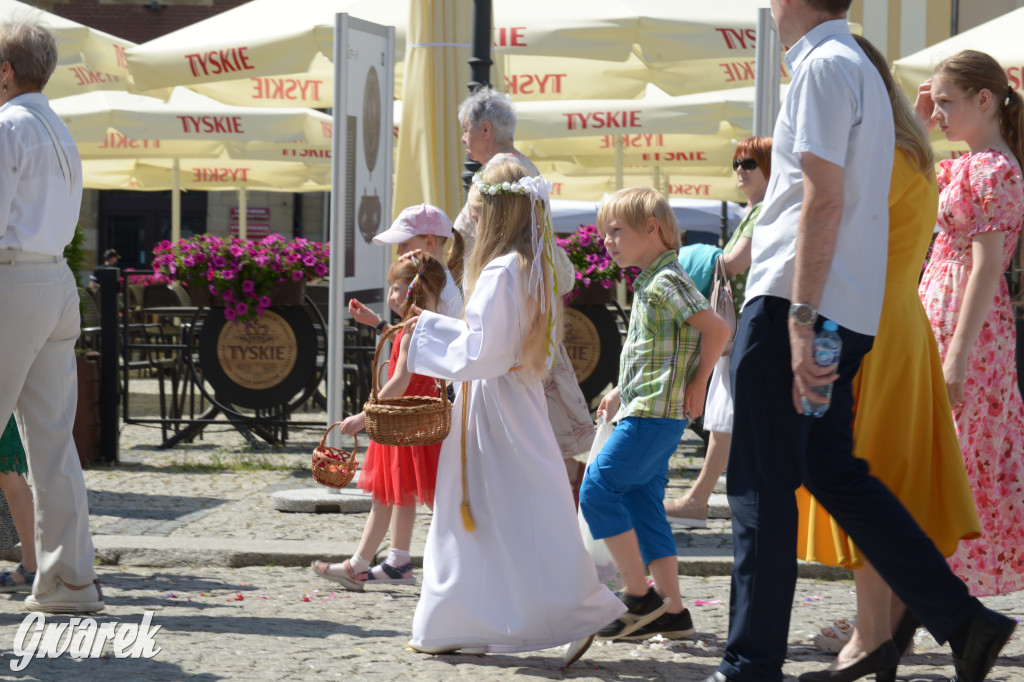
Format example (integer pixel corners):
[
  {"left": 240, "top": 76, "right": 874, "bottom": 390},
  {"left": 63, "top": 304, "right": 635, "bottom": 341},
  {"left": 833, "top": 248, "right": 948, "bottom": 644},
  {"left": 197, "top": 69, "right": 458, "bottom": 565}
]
[{"left": 472, "top": 171, "right": 560, "bottom": 369}]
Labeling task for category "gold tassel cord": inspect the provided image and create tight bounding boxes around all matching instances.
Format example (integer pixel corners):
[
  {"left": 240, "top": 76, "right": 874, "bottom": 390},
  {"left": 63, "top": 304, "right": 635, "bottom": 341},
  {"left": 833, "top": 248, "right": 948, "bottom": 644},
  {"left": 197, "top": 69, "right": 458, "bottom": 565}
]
[{"left": 460, "top": 381, "right": 475, "bottom": 532}]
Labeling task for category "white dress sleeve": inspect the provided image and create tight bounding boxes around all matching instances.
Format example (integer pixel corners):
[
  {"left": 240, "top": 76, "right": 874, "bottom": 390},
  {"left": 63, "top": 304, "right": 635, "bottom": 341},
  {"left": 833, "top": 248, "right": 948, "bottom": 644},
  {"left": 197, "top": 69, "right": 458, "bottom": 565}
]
[{"left": 408, "top": 256, "right": 521, "bottom": 382}]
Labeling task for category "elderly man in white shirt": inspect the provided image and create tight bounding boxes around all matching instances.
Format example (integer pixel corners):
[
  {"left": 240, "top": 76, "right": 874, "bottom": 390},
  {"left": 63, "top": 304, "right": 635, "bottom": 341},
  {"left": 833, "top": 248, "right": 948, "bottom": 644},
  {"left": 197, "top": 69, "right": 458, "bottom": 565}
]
[
  {"left": 705, "top": 2, "right": 1014, "bottom": 682},
  {"left": 0, "top": 19, "right": 102, "bottom": 613}
]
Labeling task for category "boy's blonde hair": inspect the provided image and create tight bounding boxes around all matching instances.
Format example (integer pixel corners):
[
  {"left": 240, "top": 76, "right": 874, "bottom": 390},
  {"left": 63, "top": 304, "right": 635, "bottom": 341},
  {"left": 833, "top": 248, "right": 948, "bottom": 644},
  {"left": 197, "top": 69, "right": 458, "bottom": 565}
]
[
  {"left": 467, "top": 157, "right": 563, "bottom": 382},
  {"left": 596, "top": 187, "right": 681, "bottom": 252}
]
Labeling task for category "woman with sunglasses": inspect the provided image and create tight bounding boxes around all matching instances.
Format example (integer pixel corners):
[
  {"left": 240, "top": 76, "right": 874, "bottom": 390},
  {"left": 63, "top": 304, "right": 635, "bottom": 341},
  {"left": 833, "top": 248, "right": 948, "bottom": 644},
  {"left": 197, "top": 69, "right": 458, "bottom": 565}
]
[{"left": 665, "top": 136, "right": 772, "bottom": 527}]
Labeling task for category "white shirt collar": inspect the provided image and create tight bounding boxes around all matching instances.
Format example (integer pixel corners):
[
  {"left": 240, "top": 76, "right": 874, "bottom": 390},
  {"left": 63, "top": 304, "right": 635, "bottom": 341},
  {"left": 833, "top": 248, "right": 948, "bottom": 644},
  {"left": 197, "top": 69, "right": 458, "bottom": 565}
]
[
  {"left": 0, "top": 91, "right": 49, "bottom": 114},
  {"left": 784, "top": 19, "right": 852, "bottom": 73}
]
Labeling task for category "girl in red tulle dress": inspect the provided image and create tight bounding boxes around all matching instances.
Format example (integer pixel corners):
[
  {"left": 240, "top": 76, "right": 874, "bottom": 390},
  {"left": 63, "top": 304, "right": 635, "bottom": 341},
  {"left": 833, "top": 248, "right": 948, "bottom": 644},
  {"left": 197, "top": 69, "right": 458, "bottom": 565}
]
[{"left": 312, "top": 253, "right": 449, "bottom": 590}]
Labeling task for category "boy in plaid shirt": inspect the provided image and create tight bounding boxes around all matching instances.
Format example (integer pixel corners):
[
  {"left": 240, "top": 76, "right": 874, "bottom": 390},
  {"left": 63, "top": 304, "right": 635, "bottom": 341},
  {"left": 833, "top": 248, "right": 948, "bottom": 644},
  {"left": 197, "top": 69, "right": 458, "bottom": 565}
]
[{"left": 580, "top": 187, "right": 730, "bottom": 642}]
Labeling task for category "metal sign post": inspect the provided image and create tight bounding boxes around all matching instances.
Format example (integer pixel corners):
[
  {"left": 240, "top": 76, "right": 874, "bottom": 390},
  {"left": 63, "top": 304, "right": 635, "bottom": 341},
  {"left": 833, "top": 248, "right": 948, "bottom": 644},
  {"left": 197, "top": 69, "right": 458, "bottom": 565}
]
[{"left": 328, "top": 15, "right": 395, "bottom": 435}]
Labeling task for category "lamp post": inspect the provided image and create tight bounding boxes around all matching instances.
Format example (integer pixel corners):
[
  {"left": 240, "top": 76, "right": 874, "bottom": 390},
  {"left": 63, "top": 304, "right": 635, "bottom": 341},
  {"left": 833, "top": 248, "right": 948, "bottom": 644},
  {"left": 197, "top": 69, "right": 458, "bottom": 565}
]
[{"left": 463, "top": 0, "right": 493, "bottom": 190}]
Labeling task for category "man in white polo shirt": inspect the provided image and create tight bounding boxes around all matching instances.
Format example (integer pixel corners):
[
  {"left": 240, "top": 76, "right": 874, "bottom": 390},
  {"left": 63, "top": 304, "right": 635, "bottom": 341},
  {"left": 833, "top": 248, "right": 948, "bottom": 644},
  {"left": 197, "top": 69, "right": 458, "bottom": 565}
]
[{"left": 704, "top": 1, "right": 1014, "bottom": 681}]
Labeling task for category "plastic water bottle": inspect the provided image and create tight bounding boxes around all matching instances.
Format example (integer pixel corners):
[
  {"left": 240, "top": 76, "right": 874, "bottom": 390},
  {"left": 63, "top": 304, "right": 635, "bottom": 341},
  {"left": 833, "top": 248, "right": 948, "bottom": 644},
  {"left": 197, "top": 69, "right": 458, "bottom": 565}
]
[{"left": 801, "top": 320, "right": 841, "bottom": 418}]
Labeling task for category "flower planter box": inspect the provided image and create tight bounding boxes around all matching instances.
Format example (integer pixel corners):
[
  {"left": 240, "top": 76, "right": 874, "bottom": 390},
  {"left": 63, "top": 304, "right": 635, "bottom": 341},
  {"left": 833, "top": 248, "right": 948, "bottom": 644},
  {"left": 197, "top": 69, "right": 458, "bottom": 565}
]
[
  {"left": 570, "top": 285, "right": 614, "bottom": 307},
  {"left": 73, "top": 351, "right": 101, "bottom": 467}
]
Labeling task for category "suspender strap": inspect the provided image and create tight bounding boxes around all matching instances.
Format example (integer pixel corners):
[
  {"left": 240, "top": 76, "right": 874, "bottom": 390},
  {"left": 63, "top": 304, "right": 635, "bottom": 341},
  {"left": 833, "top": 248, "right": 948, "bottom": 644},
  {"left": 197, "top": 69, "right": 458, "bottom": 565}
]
[{"left": 18, "top": 103, "right": 72, "bottom": 196}]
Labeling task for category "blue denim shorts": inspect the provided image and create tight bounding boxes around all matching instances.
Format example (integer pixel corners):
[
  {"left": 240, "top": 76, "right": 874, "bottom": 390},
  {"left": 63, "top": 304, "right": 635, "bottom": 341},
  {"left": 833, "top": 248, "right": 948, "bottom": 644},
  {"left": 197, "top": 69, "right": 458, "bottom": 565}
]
[{"left": 579, "top": 416, "right": 686, "bottom": 563}]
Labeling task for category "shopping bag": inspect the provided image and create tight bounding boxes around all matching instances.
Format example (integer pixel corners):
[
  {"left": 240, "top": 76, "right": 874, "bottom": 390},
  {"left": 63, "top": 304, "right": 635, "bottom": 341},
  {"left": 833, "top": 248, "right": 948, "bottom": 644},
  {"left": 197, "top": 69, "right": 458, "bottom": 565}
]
[{"left": 577, "top": 416, "right": 623, "bottom": 591}]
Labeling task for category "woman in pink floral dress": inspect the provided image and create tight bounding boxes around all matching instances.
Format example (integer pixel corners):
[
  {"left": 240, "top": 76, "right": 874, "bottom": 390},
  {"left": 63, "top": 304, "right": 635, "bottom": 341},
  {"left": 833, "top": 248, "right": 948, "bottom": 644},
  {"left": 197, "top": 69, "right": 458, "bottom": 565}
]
[{"left": 917, "top": 50, "right": 1024, "bottom": 596}]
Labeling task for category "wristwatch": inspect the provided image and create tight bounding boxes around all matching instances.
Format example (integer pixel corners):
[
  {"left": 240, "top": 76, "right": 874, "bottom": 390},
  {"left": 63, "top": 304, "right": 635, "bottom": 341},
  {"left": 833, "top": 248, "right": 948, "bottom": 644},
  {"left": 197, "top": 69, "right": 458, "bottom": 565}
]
[
  {"left": 375, "top": 319, "right": 388, "bottom": 335},
  {"left": 788, "top": 302, "right": 818, "bottom": 326}
]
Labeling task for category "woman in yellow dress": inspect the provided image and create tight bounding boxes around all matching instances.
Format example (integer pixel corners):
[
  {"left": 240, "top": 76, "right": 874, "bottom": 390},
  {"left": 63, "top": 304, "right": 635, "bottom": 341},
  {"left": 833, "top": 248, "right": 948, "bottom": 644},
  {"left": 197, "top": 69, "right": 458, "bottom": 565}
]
[{"left": 795, "top": 35, "right": 980, "bottom": 682}]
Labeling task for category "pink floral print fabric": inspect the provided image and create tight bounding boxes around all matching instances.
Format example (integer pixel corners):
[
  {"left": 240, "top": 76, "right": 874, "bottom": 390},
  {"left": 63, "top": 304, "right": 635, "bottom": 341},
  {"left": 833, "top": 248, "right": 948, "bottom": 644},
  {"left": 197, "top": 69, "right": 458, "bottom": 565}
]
[{"left": 919, "top": 149, "right": 1024, "bottom": 596}]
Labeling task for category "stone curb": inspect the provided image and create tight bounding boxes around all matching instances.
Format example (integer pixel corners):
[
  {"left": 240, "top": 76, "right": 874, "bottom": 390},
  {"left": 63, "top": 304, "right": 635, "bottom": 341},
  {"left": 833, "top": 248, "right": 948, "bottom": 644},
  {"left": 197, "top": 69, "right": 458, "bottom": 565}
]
[{"left": 75, "top": 536, "right": 853, "bottom": 580}]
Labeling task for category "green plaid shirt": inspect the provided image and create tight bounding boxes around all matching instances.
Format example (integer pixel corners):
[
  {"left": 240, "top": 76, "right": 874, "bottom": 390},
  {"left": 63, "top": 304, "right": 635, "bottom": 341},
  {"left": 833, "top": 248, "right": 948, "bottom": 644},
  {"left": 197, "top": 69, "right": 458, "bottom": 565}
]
[{"left": 618, "top": 250, "right": 710, "bottom": 421}]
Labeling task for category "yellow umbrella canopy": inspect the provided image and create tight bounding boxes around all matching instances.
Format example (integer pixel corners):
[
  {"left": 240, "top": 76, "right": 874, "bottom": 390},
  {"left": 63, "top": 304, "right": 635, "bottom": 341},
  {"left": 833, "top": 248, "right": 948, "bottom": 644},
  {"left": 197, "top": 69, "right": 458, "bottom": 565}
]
[
  {"left": 392, "top": 0, "right": 470, "bottom": 222},
  {"left": 0, "top": 0, "right": 140, "bottom": 98}
]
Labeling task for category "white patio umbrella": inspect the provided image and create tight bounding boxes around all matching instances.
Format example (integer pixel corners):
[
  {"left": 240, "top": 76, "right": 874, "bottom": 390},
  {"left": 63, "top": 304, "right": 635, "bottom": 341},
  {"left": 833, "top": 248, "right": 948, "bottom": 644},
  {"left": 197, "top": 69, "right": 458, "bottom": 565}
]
[
  {"left": 893, "top": 8, "right": 1024, "bottom": 98},
  {"left": 893, "top": 9, "right": 1024, "bottom": 163},
  {"left": 124, "top": 0, "right": 777, "bottom": 107},
  {"left": 51, "top": 87, "right": 333, "bottom": 239},
  {"left": 392, "top": 86, "right": 764, "bottom": 201},
  {"left": 0, "top": 0, "right": 143, "bottom": 98},
  {"left": 80, "top": 155, "right": 330, "bottom": 192},
  {"left": 512, "top": 86, "right": 757, "bottom": 140},
  {"left": 53, "top": 87, "right": 332, "bottom": 148}
]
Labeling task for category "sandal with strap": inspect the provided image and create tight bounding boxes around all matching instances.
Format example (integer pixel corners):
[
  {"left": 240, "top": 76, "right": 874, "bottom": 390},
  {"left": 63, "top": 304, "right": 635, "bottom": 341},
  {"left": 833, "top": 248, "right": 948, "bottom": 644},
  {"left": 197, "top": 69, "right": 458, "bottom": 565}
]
[
  {"left": 0, "top": 564, "right": 36, "bottom": 594},
  {"left": 365, "top": 561, "right": 416, "bottom": 585},
  {"left": 310, "top": 559, "right": 366, "bottom": 592},
  {"left": 812, "top": 617, "right": 856, "bottom": 653}
]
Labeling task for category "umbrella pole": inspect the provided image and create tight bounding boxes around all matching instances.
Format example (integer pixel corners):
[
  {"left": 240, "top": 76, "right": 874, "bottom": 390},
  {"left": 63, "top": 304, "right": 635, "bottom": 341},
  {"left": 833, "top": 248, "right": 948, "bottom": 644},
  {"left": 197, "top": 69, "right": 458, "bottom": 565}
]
[
  {"left": 171, "top": 159, "right": 181, "bottom": 242},
  {"left": 238, "top": 189, "right": 248, "bottom": 240},
  {"left": 614, "top": 135, "right": 624, "bottom": 190},
  {"left": 463, "top": 0, "right": 493, "bottom": 190},
  {"left": 754, "top": 8, "right": 782, "bottom": 137}
]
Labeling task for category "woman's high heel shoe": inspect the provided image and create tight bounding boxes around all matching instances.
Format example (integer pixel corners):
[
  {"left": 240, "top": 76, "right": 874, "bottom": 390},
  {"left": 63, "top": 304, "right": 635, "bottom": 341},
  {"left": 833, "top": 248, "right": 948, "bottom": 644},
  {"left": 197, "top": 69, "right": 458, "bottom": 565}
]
[
  {"left": 798, "top": 641, "right": 900, "bottom": 682},
  {"left": 875, "top": 610, "right": 920, "bottom": 682}
]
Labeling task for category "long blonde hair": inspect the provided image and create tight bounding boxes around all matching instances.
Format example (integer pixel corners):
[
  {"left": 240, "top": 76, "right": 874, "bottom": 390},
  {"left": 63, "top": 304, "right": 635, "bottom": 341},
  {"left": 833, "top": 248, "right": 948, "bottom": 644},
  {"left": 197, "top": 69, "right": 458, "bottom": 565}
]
[
  {"left": 854, "top": 34, "right": 934, "bottom": 173},
  {"left": 466, "top": 158, "right": 563, "bottom": 381}
]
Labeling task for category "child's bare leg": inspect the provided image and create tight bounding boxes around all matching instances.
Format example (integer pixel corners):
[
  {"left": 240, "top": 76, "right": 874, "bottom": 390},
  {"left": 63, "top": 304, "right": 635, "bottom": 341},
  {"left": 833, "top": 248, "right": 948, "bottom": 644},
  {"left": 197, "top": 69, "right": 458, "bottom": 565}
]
[
  {"left": 648, "top": 555, "right": 682, "bottom": 613},
  {"left": 352, "top": 499, "right": 393, "bottom": 568},
  {"left": 670, "top": 430, "right": 729, "bottom": 511},
  {"left": 388, "top": 498, "right": 417, "bottom": 552},
  {"left": 602, "top": 529, "right": 650, "bottom": 597},
  {"left": 312, "top": 498, "right": 393, "bottom": 587},
  {"left": 0, "top": 472, "right": 35, "bottom": 576},
  {"left": 367, "top": 497, "right": 417, "bottom": 579}
]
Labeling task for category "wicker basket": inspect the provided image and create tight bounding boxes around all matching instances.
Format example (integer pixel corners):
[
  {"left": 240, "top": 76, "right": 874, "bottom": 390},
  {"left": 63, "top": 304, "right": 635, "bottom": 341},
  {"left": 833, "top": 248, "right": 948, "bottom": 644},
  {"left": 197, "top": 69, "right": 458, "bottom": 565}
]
[
  {"left": 364, "top": 323, "right": 452, "bottom": 446},
  {"left": 311, "top": 423, "right": 359, "bottom": 488}
]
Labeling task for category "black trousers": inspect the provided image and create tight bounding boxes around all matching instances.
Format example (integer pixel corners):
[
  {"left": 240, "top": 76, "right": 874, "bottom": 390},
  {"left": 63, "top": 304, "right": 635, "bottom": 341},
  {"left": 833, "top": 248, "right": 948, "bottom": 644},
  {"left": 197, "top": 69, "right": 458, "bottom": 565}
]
[{"left": 718, "top": 295, "right": 979, "bottom": 681}]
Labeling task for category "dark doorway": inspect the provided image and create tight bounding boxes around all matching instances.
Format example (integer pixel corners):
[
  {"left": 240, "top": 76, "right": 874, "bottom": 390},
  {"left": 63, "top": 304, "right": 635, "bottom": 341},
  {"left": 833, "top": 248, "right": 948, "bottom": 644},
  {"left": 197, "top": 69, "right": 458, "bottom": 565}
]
[{"left": 98, "top": 190, "right": 208, "bottom": 269}]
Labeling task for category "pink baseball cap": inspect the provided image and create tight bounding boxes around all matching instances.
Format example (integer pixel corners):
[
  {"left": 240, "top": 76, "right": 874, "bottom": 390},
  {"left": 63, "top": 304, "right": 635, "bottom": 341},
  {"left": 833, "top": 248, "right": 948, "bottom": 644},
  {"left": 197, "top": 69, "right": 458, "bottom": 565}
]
[{"left": 372, "top": 204, "right": 453, "bottom": 245}]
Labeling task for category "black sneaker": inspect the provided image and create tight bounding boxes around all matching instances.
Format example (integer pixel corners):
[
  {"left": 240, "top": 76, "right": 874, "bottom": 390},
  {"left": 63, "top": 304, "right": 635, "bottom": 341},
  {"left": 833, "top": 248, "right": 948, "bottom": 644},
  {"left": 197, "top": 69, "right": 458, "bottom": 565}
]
[
  {"left": 616, "top": 608, "right": 696, "bottom": 641},
  {"left": 597, "top": 587, "right": 668, "bottom": 640}
]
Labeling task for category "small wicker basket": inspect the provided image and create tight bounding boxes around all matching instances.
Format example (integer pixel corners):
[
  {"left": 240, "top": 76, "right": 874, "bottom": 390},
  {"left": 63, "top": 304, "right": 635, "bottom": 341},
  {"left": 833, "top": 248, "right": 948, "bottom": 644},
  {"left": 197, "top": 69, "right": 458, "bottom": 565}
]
[
  {"left": 364, "top": 322, "right": 452, "bottom": 446},
  {"left": 311, "top": 423, "right": 359, "bottom": 488}
]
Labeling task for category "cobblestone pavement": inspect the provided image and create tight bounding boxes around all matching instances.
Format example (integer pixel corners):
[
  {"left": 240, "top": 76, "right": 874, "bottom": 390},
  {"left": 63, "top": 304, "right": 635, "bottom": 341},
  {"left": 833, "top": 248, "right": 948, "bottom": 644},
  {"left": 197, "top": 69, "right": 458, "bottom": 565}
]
[
  {"left": 0, "top": 381, "right": 1019, "bottom": 680},
  {"left": 0, "top": 569, "right": 1021, "bottom": 681}
]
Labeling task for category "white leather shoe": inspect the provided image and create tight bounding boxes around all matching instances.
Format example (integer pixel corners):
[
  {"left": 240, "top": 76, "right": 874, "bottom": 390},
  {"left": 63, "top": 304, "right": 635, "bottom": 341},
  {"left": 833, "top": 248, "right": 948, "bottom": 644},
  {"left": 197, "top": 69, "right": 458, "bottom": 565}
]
[{"left": 24, "top": 579, "right": 104, "bottom": 614}]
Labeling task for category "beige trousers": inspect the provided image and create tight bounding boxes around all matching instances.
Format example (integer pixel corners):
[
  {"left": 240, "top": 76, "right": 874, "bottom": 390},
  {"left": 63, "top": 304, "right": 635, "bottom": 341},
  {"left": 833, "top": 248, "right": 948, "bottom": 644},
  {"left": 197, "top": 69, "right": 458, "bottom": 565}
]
[{"left": 0, "top": 257, "right": 97, "bottom": 594}]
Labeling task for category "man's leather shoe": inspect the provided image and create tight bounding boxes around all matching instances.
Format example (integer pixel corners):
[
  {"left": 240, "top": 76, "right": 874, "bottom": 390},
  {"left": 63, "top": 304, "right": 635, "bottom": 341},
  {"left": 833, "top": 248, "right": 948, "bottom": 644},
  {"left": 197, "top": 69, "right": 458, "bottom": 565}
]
[
  {"left": 703, "top": 673, "right": 734, "bottom": 682},
  {"left": 950, "top": 606, "right": 1016, "bottom": 682}
]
